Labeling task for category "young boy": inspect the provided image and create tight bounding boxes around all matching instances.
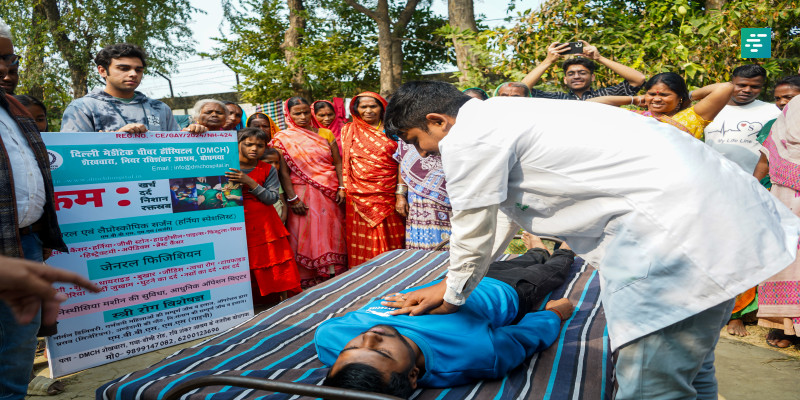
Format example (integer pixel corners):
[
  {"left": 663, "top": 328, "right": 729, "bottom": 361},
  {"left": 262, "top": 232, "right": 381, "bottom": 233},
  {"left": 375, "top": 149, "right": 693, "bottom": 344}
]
[
  {"left": 381, "top": 81, "right": 800, "bottom": 400},
  {"left": 263, "top": 148, "right": 287, "bottom": 224}
]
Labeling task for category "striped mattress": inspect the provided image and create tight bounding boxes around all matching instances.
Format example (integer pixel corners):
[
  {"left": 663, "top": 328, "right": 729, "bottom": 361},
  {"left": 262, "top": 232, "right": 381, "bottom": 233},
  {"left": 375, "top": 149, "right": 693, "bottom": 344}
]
[{"left": 97, "top": 249, "right": 613, "bottom": 400}]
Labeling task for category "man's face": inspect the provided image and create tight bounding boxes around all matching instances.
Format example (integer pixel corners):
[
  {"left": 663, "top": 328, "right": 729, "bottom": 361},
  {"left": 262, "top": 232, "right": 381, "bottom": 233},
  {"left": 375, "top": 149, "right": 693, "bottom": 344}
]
[
  {"left": 330, "top": 325, "right": 417, "bottom": 386},
  {"left": 731, "top": 75, "right": 765, "bottom": 105},
  {"left": 0, "top": 37, "right": 18, "bottom": 94},
  {"left": 497, "top": 85, "right": 527, "bottom": 97},
  {"left": 774, "top": 84, "right": 800, "bottom": 111},
  {"left": 563, "top": 64, "right": 593, "bottom": 91},
  {"left": 98, "top": 57, "right": 144, "bottom": 94},
  {"left": 398, "top": 113, "right": 454, "bottom": 157}
]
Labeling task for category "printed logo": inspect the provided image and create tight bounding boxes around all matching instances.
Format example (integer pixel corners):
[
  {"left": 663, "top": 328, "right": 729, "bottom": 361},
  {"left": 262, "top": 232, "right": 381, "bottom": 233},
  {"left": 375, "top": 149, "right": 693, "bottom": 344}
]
[{"left": 48, "top": 150, "right": 63, "bottom": 170}]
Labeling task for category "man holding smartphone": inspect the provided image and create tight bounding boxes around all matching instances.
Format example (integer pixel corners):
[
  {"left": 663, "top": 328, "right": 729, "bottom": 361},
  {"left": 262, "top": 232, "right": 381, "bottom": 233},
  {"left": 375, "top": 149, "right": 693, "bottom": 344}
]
[{"left": 521, "top": 40, "right": 646, "bottom": 100}]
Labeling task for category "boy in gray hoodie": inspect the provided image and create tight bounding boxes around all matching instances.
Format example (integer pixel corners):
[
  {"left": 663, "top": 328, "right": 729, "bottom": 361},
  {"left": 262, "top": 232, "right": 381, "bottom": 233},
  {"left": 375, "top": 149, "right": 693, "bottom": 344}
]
[{"left": 61, "top": 43, "right": 203, "bottom": 133}]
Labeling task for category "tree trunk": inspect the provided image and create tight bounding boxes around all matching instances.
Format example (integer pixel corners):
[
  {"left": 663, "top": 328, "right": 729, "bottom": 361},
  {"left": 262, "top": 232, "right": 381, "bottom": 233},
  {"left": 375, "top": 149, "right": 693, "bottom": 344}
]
[
  {"left": 282, "top": 0, "right": 311, "bottom": 99},
  {"left": 40, "top": 0, "right": 91, "bottom": 98},
  {"left": 376, "top": 15, "right": 395, "bottom": 96},
  {"left": 448, "top": 0, "right": 478, "bottom": 84},
  {"left": 26, "top": 1, "right": 48, "bottom": 100},
  {"left": 705, "top": 0, "right": 725, "bottom": 13}
]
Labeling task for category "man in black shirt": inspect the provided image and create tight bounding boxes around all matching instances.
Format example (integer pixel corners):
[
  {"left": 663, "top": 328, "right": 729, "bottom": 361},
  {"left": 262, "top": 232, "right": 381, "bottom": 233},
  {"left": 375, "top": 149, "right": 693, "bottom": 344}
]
[{"left": 521, "top": 41, "right": 646, "bottom": 100}]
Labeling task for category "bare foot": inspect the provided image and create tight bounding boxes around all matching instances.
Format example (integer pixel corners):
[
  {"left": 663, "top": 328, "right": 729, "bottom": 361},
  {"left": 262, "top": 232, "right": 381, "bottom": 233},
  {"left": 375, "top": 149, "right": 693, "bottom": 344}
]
[
  {"left": 522, "top": 232, "right": 550, "bottom": 254},
  {"left": 766, "top": 329, "right": 797, "bottom": 348},
  {"left": 726, "top": 319, "right": 748, "bottom": 337}
]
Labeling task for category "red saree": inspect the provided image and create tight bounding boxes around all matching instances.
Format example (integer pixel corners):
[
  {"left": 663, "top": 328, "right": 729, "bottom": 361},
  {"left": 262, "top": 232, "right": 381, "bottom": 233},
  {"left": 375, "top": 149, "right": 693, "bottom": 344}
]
[
  {"left": 243, "top": 162, "right": 301, "bottom": 297},
  {"left": 269, "top": 100, "right": 347, "bottom": 287},
  {"left": 341, "top": 92, "right": 404, "bottom": 266}
]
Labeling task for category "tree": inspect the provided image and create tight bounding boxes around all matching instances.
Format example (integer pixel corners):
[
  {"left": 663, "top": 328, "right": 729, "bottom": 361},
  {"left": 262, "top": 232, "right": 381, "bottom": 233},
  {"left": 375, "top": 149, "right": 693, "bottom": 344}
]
[
  {"left": 447, "top": 0, "right": 479, "bottom": 84},
  {"left": 212, "top": 0, "right": 450, "bottom": 101},
  {"left": 1, "top": 0, "right": 199, "bottom": 99},
  {"left": 344, "top": 0, "right": 421, "bottom": 95},
  {"left": 283, "top": 0, "right": 311, "bottom": 99},
  {"left": 494, "top": 0, "right": 799, "bottom": 93}
]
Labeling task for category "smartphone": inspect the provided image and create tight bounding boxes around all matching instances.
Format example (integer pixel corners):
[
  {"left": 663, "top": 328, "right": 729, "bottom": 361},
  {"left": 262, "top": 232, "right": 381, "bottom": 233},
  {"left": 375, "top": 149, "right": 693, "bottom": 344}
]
[{"left": 559, "top": 41, "right": 584, "bottom": 54}]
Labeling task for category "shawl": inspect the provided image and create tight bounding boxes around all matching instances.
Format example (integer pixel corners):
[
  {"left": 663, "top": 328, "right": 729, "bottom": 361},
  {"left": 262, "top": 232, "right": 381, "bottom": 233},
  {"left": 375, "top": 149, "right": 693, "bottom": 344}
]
[
  {"left": 341, "top": 91, "right": 398, "bottom": 227},
  {"left": 394, "top": 141, "right": 449, "bottom": 206},
  {"left": 269, "top": 101, "right": 339, "bottom": 200},
  {"left": 311, "top": 100, "right": 346, "bottom": 146},
  {"left": 246, "top": 112, "right": 280, "bottom": 138},
  {"left": 630, "top": 109, "right": 693, "bottom": 135},
  {"left": 763, "top": 96, "right": 800, "bottom": 191}
]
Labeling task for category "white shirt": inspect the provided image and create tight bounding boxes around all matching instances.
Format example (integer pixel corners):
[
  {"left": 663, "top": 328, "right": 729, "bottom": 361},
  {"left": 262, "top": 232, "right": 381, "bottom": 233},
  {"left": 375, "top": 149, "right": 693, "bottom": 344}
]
[
  {"left": 703, "top": 100, "right": 780, "bottom": 173},
  {"left": 0, "top": 107, "right": 46, "bottom": 227},
  {"left": 440, "top": 98, "right": 800, "bottom": 349}
]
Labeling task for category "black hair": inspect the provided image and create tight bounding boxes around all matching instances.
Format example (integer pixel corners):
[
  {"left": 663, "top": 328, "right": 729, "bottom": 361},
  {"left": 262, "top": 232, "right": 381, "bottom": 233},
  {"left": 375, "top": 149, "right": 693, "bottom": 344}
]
[
  {"left": 643, "top": 72, "right": 691, "bottom": 112},
  {"left": 314, "top": 101, "right": 335, "bottom": 113},
  {"left": 247, "top": 112, "right": 270, "bottom": 127},
  {"left": 94, "top": 43, "right": 147, "bottom": 70},
  {"left": 562, "top": 57, "right": 597, "bottom": 73},
  {"left": 384, "top": 81, "right": 471, "bottom": 140},
  {"left": 497, "top": 82, "right": 530, "bottom": 97},
  {"left": 237, "top": 127, "right": 267, "bottom": 143},
  {"left": 324, "top": 363, "right": 414, "bottom": 399},
  {"left": 224, "top": 101, "right": 242, "bottom": 111},
  {"left": 732, "top": 64, "right": 767, "bottom": 80},
  {"left": 13, "top": 94, "right": 46, "bottom": 116},
  {"left": 286, "top": 96, "right": 310, "bottom": 111},
  {"left": 352, "top": 96, "right": 385, "bottom": 120},
  {"left": 462, "top": 87, "right": 489, "bottom": 100},
  {"left": 775, "top": 75, "right": 800, "bottom": 91},
  {"left": 263, "top": 147, "right": 280, "bottom": 158}
]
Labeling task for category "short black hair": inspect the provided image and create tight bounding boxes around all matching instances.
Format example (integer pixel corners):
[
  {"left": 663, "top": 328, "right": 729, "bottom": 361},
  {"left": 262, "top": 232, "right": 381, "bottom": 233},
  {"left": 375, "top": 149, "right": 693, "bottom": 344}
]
[
  {"left": 643, "top": 72, "right": 691, "bottom": 112},
  {"left": 384, "top": 81, "right": 471, "bottom": 140},
  {"left": 237, "top": 127, "right": 267, "bottom": 143},
  {"left": 94, "top": 43, "right": 147, "bottom": 70},
  {"left": 732, "top": 64, "right": 767, "bottom": 80},
  {"left": 497, "top": 82, "right": 531, "bottom": 97},
  {"left": 263, "top": 147, "right": 280, "bottom": 158},
  {"left": 562, "top": 57, "right": 597, "bottom": 73},
  {"left": 775, "top": 75, "right": 800, "bottom": 91},
  {"left": 13, "top": 94, "right": 46, "bottom": 115},
  {"left": 352, "top": 96, "right": 385, "bottom": 120},
  {"left": 324, "top": 363, "right": 414, "bottom": 399},
  {"left": 224, "top": 101, "right": 242, "bottom": 111},
  {"left": 463, "top": 87, "right": 489, "bottom": 100}
]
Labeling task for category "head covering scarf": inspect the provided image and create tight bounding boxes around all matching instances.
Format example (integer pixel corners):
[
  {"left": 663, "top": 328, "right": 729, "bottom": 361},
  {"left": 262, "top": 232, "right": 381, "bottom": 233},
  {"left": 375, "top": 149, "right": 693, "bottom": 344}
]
[
  {"left": 246, "top": 112, "right": 280, "bottom": 139},
  {"left": 763, "top": 96, "right": 800, "bottom": 191},
  {"left": 341, "top": 91, "right": 399, "bottom": 226},
  {"left": 268, "top": 101, "right": 339, "bottom": 200}
]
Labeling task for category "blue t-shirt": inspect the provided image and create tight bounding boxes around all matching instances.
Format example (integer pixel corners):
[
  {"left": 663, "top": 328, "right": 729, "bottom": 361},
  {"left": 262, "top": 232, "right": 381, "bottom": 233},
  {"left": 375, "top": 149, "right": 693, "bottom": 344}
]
[{"left": 315, "top": 277, "right": 561, "bottom": 387}]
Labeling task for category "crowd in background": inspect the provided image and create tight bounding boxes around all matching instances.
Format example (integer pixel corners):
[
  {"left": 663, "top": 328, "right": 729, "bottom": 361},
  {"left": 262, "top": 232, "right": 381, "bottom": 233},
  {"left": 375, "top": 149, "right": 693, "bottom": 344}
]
[{"left": 2, "top": 15, "right": 800, "bottom": 398}]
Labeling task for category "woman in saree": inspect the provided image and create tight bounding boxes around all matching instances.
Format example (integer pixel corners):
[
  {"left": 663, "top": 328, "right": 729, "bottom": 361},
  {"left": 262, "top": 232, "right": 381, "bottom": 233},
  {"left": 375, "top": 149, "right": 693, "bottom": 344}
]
[
  {"left": 589, "top": 72, "right": 732, "bottom": 140},
  {"left": 270, "top": 97, "right": 347, "bottom": 288},
  {"left": 393, "top": 140, "right": 452, "bottom": 250},
  {"left": 247, "top": 112, "right": 280, "bottom": 142},
  {"left": 341, "top": 92, "right": 404, "bottom": 266},
  {"left": 312, "top": 100, "right": 346, "bottom": 152},
  {"left": 757, "top": 95, "right": 800, "bottom": 348}
]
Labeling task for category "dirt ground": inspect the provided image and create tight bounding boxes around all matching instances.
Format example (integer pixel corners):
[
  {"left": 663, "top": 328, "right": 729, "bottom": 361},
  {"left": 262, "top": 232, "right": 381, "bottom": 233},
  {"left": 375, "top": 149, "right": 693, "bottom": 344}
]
[{"left": 25, "top": 322, "right": 800, "bottom": 400}]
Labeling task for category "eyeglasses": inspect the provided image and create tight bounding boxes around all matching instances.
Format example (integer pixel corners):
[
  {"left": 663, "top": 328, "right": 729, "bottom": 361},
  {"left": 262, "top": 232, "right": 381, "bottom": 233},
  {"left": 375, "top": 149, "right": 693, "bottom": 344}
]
[{"left": 0, "top": 54, "right": 19, "bottom": 66}]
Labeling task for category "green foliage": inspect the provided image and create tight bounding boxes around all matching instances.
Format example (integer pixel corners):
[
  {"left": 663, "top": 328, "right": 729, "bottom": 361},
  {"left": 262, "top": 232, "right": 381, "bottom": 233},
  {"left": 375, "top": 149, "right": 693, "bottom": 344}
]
[
  {"left": 473, "top": 0, "right": 799, "bottom": 93},
  {"left": 210, "top": 0, "right": 452, "bottom": 102}
]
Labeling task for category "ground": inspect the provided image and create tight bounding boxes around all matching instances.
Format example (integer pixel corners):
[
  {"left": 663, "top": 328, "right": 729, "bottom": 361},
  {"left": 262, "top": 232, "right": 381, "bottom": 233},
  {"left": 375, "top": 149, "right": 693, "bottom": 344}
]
[{"left": 24, "top": 323, "right": 800, "bottom": 399}]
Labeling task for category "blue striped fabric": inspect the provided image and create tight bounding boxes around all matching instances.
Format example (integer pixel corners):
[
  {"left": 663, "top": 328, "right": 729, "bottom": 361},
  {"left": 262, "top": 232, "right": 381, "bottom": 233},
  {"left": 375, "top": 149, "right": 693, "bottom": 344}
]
[{"left": 97, "top": 250, "right": 612, "bottom": 400}]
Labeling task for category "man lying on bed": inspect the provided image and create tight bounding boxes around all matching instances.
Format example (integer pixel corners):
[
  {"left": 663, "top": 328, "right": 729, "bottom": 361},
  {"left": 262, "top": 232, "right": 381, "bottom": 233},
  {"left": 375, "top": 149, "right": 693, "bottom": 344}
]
[{"left": 314, "top": 233, "right": 575, "bottom": 398}]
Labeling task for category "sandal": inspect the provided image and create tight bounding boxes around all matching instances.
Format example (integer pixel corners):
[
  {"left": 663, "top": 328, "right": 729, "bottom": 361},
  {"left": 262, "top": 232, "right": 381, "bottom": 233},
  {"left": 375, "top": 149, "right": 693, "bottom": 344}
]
[{"left": 765, "top": 329, "right": 800, "bottom": 348}]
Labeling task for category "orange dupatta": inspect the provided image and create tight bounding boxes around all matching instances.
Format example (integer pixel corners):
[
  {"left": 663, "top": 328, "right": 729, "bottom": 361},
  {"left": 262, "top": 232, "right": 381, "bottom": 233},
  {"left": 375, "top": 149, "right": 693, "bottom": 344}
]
[
  {"left": 269, "top": 101, "right": 339, "bottom": 200},
  {"left": 341, "top": 92, "right": 399, "bottom": 227}
]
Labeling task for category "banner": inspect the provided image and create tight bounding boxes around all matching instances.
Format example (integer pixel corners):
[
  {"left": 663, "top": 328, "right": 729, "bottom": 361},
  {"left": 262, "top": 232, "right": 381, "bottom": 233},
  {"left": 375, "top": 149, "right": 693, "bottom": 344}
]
[{"left": 42, "top": 131, "right": 253, "bottom": 377}]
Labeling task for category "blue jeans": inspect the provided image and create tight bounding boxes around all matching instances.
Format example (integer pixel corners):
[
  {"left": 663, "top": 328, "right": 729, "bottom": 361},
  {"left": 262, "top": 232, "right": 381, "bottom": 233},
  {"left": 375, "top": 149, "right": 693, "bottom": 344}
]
[
  {"left": 0, "top": 233, "right": 43, "bottom": 399},
  {"left": 615, "top": 298, "right": 736, "bottom": 400}
]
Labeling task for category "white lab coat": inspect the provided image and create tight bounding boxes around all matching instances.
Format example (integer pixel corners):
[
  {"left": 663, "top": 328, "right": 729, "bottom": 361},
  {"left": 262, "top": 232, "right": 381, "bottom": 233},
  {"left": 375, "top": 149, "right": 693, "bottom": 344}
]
[{"left": 440, "top": 98, "right": 800, "bottom": 349}]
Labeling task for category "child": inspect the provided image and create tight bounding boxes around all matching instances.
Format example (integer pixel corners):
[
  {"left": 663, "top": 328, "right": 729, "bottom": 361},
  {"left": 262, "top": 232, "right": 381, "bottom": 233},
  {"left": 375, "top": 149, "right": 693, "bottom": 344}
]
[
  {"left": 13, "top": 94, "right": 48, "bottom": 131},
  {"left": 225, "top": 128, "right": 301, "bottom": 303},
  {"left": 263, "top": 147, "right": 288, "bottom": 224}
]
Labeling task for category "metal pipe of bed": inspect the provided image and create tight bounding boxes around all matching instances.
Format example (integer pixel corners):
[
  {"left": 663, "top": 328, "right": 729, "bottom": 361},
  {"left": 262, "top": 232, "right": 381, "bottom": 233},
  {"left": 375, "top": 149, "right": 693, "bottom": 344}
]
[{"left": 162, "top": 375, "right": 405, "bottom": 400}]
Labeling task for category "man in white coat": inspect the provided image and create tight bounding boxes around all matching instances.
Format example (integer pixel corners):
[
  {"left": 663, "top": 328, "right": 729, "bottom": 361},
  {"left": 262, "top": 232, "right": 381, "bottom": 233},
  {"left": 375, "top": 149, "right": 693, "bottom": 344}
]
[{"left": 379, "top": 81, "right": 800, "bottom": 399}]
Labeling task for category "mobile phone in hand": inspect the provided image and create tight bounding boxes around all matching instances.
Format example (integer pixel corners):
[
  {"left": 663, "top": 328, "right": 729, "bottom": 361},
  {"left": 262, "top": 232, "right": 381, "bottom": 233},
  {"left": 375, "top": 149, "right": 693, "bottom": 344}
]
[{"left": 558, "top": 41, "right": 584, "bottom": 54}]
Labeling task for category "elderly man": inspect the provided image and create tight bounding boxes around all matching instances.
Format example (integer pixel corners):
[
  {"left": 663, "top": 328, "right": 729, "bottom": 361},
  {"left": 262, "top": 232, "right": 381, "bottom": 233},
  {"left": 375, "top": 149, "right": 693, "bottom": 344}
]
[{"left": 381, "top": 81, "right": 800, "bottom": 400}]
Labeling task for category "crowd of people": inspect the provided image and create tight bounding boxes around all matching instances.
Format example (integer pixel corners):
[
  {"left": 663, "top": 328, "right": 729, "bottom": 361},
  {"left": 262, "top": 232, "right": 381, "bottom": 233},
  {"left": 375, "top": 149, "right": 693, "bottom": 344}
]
[{"left": 2, "top": 14, "right": 800, "bottom": 399}]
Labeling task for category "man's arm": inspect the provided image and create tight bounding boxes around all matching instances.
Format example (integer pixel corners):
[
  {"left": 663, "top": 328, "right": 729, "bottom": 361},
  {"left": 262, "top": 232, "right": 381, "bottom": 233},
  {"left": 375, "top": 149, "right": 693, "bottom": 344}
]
[
  {"left": 521, "top": 42, "right": 571, "bottom": 89},
  {"left": 753, "top": 153, "right": 769, "bottom": 181},
  {"left": 387, "top": 205, "right": 499, "bottom": 316},
  {"left": 581, "top": 41, "right": 646, "bottom": 87}
]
